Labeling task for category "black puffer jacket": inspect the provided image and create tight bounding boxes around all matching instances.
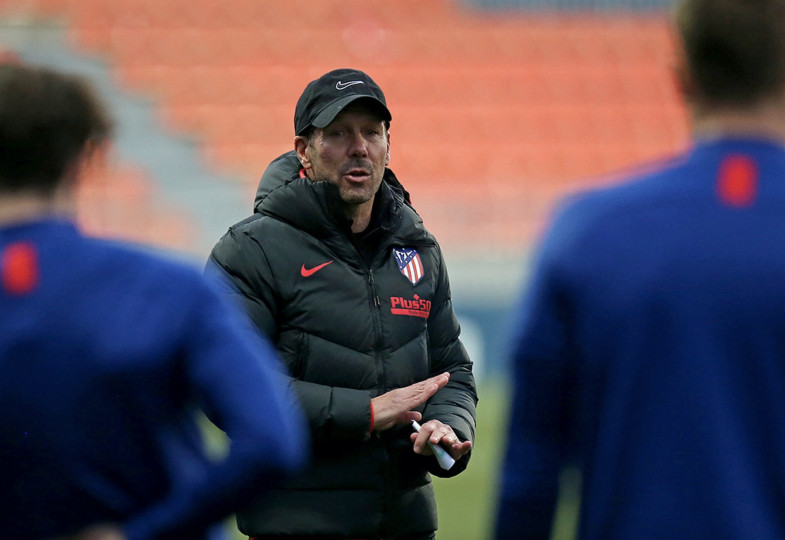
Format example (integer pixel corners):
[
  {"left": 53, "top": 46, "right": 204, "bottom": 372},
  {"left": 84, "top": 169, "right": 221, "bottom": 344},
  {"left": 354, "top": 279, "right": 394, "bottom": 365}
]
[{"left": 208, "top": 152, "right": 477, "bottom": 538}]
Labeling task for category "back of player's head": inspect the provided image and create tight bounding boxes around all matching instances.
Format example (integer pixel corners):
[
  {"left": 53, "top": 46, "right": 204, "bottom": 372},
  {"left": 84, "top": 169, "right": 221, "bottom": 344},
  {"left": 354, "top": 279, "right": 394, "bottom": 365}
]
[
  {"left": 675, "top": 0, "right": 785, "bottom": 108},
  {"left": 0, "top": 62, "right": 112, "bottom": 195}
]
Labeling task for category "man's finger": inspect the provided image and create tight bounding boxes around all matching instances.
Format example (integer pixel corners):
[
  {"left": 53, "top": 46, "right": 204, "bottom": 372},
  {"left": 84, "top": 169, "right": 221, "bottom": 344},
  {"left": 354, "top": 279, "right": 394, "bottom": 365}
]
[
  {"left": 420, "top": 372, "right": 449, "bottom": 391},
  {"left": 404, "top": 373, "right": 450, "bottom": 408},
  {"left": 429, "top": 425, "right": 454, "bottom": 444},
  {"left": 447, "top": 440, "right": 472, "bottom": 459},
  {"left": 405, "top": 411, "right": 423, "bottom": 423}
]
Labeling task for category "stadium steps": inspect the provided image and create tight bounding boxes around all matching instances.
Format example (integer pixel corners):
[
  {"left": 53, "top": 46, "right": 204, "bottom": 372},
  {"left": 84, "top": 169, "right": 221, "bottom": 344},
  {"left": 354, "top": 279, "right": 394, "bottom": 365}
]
[{"left": 0, "top": 14, "right": 252, "bottom": 259}]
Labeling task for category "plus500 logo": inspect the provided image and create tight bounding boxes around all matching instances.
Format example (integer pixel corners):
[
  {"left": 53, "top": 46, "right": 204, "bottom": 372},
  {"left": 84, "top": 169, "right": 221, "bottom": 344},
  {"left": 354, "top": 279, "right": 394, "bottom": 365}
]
[{"left": 390, "top": 295, "right": 431, "bottom": 318}]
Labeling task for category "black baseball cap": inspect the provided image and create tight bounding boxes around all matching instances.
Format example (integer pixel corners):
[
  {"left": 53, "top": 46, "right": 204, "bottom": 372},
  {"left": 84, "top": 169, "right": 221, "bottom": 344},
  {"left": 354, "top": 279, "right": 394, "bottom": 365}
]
[{"left": 294, "top": 68, "right": 392, "bottom": 135}]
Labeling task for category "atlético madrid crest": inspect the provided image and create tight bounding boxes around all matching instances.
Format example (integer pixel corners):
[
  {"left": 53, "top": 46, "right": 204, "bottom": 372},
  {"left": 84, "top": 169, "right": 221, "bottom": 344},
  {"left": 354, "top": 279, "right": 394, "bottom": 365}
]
[{"left": 393, "top": 247, "right": 424, "bottom": 286}]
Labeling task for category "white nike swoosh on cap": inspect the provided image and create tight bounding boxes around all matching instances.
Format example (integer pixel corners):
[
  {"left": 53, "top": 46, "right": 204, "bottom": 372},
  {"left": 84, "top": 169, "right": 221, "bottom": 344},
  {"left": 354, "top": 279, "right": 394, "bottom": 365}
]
[{"left": 335, "top": 80, "right": 364, "bottom": 90}]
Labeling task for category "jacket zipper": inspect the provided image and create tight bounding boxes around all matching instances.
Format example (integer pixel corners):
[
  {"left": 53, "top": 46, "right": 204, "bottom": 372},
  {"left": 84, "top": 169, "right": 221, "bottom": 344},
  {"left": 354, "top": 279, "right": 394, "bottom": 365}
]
[
  {"left": 367, "top": 266, "right": 391, "bottom": 532},
  {"left": 369, "top": 270, "right": 381, "bottom": 308},
  {"left": 367, "top": 269, "right": 386, "bottom": 395},
  {"left": 348, "top": 228, "right": 385, "bottom": 396}
]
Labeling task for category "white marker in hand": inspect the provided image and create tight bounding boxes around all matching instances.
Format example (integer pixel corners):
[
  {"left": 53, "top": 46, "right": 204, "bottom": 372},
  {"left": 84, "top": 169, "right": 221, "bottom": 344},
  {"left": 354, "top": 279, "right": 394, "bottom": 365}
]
[{"left": 412, "top": 420, "right": 456, "bottom": 470}]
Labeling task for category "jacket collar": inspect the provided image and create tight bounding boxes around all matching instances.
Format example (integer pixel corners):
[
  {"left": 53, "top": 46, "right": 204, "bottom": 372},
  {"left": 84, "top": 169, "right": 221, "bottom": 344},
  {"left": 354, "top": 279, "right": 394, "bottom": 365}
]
[
  {"left": 253, "top": 150, "right": 413, "bottom": 213},
  {"left": 254, "top": 151, "right": 432, "bottom": 247}
]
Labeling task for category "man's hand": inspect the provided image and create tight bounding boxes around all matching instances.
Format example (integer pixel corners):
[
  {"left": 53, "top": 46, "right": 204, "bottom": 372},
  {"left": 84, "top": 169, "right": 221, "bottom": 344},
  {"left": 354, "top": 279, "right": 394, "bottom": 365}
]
[
  {"left": 371, "top": 372, "right": 450, "bottom": 431},
  {"left": 410, "top": 419, "right": 473, "bottom": 460}
]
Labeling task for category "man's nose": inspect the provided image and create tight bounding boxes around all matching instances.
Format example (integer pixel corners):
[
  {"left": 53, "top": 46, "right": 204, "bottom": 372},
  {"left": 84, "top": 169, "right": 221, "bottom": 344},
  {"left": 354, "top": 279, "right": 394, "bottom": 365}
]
[{"left": 348, "top": 131, "right": 368, "bottom": 157}]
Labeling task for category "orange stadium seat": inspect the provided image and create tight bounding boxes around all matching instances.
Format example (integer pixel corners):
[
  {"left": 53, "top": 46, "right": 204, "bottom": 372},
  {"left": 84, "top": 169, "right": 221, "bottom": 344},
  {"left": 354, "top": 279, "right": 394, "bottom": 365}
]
[
  {"left": 76, "top": 161, "right": 195, "bottom": 251},
  {"left": 9, "top": 0, "right": 688, "bottom": 253}
]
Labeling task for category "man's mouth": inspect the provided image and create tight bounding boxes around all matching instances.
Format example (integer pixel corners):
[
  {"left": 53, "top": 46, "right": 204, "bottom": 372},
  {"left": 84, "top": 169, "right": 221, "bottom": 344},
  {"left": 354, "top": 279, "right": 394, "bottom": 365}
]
[{"left": 344, "top": 168, "right": 371, "bottom": 181}]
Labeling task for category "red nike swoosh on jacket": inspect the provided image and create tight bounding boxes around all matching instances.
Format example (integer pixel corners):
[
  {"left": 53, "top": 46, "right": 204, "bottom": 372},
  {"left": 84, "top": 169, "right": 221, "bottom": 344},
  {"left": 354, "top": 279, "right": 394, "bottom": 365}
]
[{"left": 300, "top": 260, "right": 333, "bottom": 277}]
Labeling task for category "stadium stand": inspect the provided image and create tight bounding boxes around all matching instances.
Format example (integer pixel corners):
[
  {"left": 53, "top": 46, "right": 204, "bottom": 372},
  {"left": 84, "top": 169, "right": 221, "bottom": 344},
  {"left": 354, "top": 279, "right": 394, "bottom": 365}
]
[
  {"left": 75, "top": 159, "right": 194, "bottom": 250},
  {"left": 0, "top": 48, "right": 192, "bottom": 251},
  {"left": 0, "top": 0, "right": 687, "bottom": 257},
  {"left": 0, "top": 9, "right": 250, "bottom": 258}
]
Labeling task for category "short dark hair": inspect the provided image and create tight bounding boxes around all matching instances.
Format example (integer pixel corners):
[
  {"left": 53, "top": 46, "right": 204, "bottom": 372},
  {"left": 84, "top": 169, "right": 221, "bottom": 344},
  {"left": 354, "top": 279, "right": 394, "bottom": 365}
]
[
  {"left": 675, "top": 0, "right": 785, "bottom": 107},
  {"left": 0, "top": 62, "right": 112, "bottom": 194}
]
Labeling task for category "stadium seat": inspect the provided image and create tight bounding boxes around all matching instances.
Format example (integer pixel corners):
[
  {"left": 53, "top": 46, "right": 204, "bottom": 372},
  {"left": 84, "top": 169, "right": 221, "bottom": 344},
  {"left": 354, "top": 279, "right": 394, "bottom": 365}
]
[{"left": 5, "top": 0, "right": 688, "bottom": 253}]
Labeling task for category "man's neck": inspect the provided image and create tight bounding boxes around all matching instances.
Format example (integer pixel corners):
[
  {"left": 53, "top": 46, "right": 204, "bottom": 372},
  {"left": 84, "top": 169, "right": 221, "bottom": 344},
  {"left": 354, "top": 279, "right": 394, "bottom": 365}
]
[
  {"left": 0, "top": 191, "right": 70, "bottom": 226},
  {"left": 691, "top": 99, "right": 785, "bottom": 144},
  {"left": 344, "top": 198, "right": 375, "bottom": 234}
]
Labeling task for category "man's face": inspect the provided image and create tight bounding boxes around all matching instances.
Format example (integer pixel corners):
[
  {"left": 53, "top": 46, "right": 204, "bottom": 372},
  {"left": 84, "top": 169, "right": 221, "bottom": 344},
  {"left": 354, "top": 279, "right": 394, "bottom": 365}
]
[{"left": 298, "top": 102, "right": 390, "bottom": 207}]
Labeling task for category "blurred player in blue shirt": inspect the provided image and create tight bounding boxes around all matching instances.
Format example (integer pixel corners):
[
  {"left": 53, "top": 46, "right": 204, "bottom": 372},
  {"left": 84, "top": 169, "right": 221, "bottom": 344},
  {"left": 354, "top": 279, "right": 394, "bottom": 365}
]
[
  {"left": 495, "top": 0, "right": 785, "bottom": 538},
  {"left": 0, "top": 63, "right": 307, "bottom": 540}
]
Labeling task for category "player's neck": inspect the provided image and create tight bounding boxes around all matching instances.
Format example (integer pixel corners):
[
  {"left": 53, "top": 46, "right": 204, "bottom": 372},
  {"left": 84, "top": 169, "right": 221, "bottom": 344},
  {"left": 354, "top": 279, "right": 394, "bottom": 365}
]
[
  {"left": 692, "top": 99, "right": 785, "bottom": 144},
  {"left": 0, "top": 191, "right": 72, "bottom": 227}
]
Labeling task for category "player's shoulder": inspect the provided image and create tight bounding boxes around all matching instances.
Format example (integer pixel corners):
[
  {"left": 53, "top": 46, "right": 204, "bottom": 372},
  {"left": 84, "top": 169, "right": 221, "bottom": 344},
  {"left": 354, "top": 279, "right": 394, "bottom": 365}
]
[
  {"left": 535, "top": 152, "right": 688, "bottom": 259},
  {"left": 558, "top": 152, "right": 686, "bottom": 224},
  {"left": 78, "top": 237, "right": 239, "bottom": 341},
  {"left": 85, "top": 236, "right": 210, "bottom": 294}
]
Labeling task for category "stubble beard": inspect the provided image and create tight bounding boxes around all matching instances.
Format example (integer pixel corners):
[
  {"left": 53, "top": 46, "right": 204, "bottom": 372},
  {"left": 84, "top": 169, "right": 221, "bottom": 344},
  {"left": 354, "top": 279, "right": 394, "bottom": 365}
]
[{"left": 314, "top": 161, "right": 383, "bottom": 206}]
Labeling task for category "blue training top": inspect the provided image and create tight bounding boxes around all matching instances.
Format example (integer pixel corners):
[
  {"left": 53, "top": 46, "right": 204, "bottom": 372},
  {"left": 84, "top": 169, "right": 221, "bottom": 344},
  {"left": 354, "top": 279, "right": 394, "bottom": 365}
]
[
  {"left": 495, "top": 137, "right": 785, "bottom": 539},
  {"left": 0, "top": 219, "right": 308, "bottom": 540}
]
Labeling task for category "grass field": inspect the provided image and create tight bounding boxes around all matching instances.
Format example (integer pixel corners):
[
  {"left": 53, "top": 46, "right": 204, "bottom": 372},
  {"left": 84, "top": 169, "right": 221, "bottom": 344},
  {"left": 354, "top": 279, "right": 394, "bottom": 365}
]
[
  {"left": 430, "top": 378, "right": 579, "bottom": 540},
  {"left": 219, "top": 378, "right": 580, "bottom": 540}
]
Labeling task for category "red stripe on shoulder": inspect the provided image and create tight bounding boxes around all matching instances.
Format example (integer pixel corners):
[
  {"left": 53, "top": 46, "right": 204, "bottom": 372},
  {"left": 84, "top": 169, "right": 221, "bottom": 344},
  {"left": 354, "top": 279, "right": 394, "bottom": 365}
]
[
  {"left": 2, "top": 241, "right": 39, "bottom": 295},
  {"left": 717, "top": 154, "right": 758, "bottom": 207}
]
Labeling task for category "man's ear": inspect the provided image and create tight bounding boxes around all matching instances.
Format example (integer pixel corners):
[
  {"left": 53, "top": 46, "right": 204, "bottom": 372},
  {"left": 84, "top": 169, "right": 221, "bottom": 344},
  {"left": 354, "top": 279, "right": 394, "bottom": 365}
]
[
  {"left": 385, "top": 131, "right": 391, "bottom": 166},
  {"left": 64, "top": 140, "right": 109, "bottom": 189},
  {"left": 672, "top": 42, "right": 694, "bottom": 106},
  {"left": 294, "top": 136, "right": 311, "bottom": 172}
]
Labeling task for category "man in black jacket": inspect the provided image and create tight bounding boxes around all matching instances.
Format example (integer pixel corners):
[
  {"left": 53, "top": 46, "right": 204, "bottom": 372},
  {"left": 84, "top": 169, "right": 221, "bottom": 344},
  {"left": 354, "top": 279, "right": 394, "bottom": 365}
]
[{"left": 208, "top": 68, "right": 478, "bottom": 540}]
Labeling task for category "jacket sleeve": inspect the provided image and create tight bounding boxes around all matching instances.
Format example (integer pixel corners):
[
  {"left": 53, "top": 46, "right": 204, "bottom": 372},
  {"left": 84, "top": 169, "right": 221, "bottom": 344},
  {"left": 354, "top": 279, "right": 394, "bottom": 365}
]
[
  {"left": 421, "top": 247, "right": 479, "bottom": 478},
  {"left": 122, "top": 267, "right": 308, "bottom": 540},
  {"left": 207, "top": 224, "right": 373, "bottom": 445}
]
